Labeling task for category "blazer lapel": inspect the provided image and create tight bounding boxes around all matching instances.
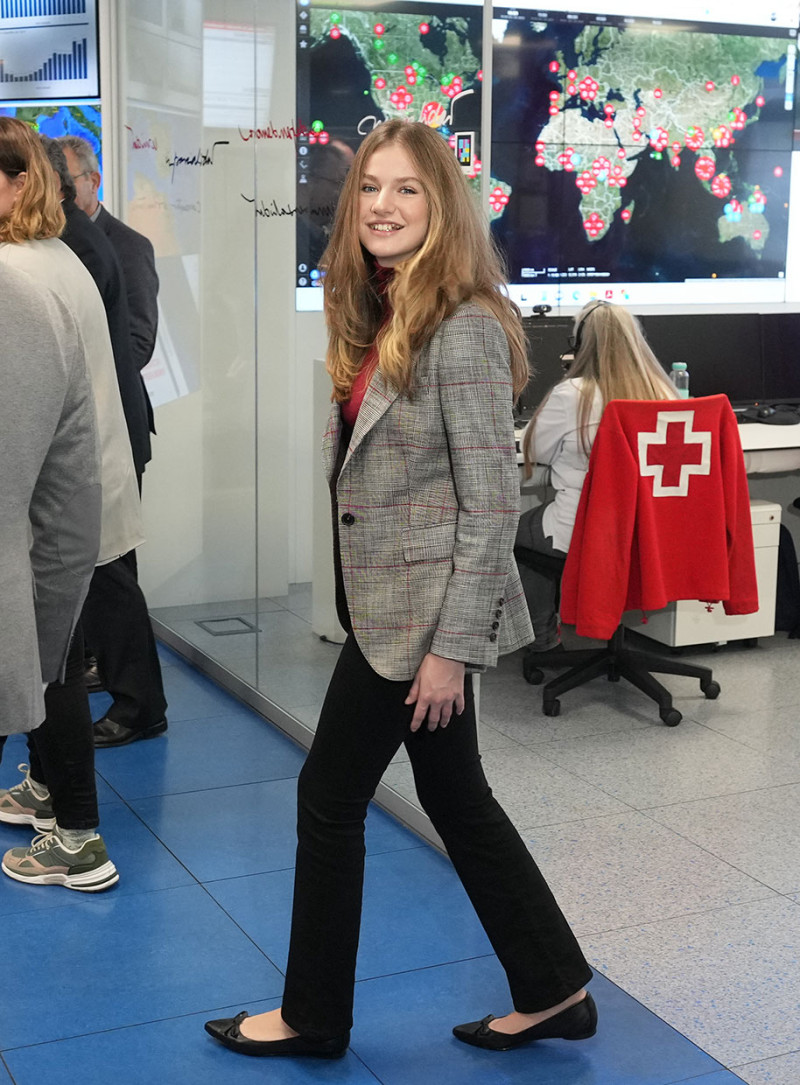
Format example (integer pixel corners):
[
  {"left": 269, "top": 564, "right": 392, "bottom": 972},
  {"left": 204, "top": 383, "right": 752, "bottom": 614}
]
[
  {"left": 321, "top": 368, "right": 402, "bottom": 482},
  {"left": 341, "top": 368, "right": 401, "bottom": 472}
]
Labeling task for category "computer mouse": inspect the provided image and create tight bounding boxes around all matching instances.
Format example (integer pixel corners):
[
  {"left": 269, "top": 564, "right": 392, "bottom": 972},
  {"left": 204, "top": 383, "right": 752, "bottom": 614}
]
[{"left": 764, "top": 411, "right": 800, "bottom": 425}]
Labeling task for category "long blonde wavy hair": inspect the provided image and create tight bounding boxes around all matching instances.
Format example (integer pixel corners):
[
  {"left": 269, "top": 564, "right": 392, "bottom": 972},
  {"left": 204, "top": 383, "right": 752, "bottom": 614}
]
[
  {"left": 0, "top": 116, "right": 64, "bottom": 243},
  {"left": 522, "top": 301, "right": 676, "bottom": 477},
  {"left": 322, "top": 120, "right": 528, "bottom": 402}
]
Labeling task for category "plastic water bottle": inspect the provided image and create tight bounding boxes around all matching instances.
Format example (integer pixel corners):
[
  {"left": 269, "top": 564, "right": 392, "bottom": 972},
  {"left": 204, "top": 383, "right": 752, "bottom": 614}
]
[{"left": 670, "top": 362, "right": 690, "bottom": 398}]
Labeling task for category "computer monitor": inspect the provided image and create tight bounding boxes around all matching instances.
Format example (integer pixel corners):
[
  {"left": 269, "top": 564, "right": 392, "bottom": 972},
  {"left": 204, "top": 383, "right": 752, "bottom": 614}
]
[
  {"left": 760, "top": 314, "right": 800, "bottom": 401},
  {"left": 637, "top": 314, "right": 763, "bottom": 401},
  {"left": 517, "top": 316, "right": 573, "bottom": 418}
]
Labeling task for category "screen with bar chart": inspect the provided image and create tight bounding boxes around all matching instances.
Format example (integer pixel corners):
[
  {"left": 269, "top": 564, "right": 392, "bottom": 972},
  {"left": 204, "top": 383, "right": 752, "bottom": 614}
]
[{"left": 0, "top": 0, "right": 99, "bottom": 102}]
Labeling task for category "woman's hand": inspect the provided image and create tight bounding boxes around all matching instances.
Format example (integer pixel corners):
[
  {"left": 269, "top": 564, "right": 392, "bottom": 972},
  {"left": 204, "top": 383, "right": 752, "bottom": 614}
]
[{"left": 405, "top": 653, "right": 466, "bottom": 732}]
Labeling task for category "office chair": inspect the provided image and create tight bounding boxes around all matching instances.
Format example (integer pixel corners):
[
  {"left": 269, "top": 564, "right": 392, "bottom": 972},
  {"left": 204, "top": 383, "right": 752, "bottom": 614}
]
[
  {"left": 516, "top": 394, "right": 758, "bottom": 726},
  {"left": 515, "top": 546, "right": 719, "bottom": 726}
]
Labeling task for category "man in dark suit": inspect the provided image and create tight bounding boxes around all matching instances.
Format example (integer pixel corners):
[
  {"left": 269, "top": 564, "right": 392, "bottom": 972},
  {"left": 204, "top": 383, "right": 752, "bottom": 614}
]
[
  {"left": 58, "top": 136, "right": 160, "bottom": 388},
  {"left": 45, "top": 136, "right": 168, "bottom": 749},
  {"left": 42, "top": 137, "right": 151, "bottom": 478}
]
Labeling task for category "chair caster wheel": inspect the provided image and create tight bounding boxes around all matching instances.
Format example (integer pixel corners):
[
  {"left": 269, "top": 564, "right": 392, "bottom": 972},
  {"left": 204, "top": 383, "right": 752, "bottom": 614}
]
[
  {"left": 701, "top": 680, "right": 720, "bottom": 700},
  {"left": 661, "top": 708, "right": 682, "bottom": 727},
  {"left": 543, "top": 699, "right": 560, "bottom": 717},
  {"left": 522, "top": 656, "right": 544, "bottom": 685}
]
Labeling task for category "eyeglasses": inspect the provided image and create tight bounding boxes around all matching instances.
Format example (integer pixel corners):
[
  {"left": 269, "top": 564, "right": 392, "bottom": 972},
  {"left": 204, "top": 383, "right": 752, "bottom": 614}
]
[{"left": 70, "top": 170, "right": 92, "bottom": 181}]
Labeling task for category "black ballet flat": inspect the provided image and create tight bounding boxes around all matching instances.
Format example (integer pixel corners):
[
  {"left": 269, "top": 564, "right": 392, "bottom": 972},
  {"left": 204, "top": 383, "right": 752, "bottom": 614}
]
[
  {"left": 204, "top": 1011, "right": 349, "bottom": 1059},
  {"left": 453, "top": 992, "right": 597, "bottom": 1051}
]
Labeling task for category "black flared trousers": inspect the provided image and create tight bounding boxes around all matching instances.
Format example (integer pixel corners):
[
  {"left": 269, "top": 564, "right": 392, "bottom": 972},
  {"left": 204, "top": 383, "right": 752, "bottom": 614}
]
[{"left": 280, "top": 634, "right": 592, "bottom": 1040}]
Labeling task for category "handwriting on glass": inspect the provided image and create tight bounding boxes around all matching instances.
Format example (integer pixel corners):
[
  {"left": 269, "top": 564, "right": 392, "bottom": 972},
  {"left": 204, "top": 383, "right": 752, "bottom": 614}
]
[
  {"left": 357, "top": 91, "right": 474, "bottom": 136},
  {"left": 238, "top": 122, "right": 309, "bottom": 142},
  {"left": 125, "top": 126, "right": 157, "bottom": 151},
  {"left": 165, "top": 141, "right": 230, "bottom": 182},
  {"left": 241, "top": 194, "right": 337, "bottom": 219}
]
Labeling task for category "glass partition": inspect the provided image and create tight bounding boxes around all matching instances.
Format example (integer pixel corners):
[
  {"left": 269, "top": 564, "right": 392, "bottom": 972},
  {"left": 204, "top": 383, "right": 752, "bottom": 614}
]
[
  {"left": 129, "top": 0, "right": 343, "bottom": 725},
  {"left": 129, "top": 0, "right": 260, "bottom": 689},
  {"left": 251, "top": 0, "right": 343, "bottom": 720}
]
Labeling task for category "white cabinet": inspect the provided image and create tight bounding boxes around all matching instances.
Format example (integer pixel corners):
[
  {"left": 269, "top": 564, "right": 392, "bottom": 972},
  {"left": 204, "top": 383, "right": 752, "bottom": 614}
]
[{"left": 622, "top": 499, "right": 781, "bottom": 647}]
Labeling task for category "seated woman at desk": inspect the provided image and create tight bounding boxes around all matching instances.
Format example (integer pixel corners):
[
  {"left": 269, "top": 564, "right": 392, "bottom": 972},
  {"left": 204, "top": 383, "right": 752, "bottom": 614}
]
[{"left": 516, "top": 300, "right": 676, "bottom": 650}]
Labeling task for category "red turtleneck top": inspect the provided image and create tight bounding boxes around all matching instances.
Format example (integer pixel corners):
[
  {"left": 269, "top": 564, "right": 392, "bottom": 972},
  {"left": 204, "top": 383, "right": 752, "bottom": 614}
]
[{"left": 341, "top": 265, "right": 393, "bottom": 429}]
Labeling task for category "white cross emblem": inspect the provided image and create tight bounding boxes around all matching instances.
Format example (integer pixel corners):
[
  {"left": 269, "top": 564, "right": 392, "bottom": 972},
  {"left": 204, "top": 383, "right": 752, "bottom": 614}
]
[{"left": 638, "top": 411, "right": 712, "bottom": 497}]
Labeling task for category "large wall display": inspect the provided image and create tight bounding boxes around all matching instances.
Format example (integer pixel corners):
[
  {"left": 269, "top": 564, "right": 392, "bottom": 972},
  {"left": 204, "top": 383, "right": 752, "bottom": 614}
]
[
  {"left": 295, "top": 0, "right": 800, "bottom": 313},
  {"left": 0, "top": 0, "right": 99, "bottom": 102},
  {"left": 295, "top": 0, "right": 483, "bottom": 310},
  {"left": 491, "top": 1, "right": 799, "bottom": 308}
]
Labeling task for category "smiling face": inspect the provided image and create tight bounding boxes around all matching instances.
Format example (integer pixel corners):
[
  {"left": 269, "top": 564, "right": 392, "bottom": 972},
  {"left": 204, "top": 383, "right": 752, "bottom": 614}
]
[
  {"left": 358, "top": 144, "right": 429, "bottom": 267},
  {"left": 0, "top": 168, "right": 25, "bottom": 220}
]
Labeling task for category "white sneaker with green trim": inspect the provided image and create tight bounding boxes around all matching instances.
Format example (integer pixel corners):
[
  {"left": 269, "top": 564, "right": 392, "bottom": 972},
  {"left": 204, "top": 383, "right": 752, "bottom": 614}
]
[
  {"left": 2, "top": 830, "right": 119, "bottom": 892},
  {"left": 0, "top": 764, "right": 56, "bottom": 831}
]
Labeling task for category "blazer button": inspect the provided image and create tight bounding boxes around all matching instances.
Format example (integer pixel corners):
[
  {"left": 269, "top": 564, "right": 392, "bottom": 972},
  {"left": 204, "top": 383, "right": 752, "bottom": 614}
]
[
  {"left": 491, "top": 621, "right": 500, "bottom": 630},
  {"left": 494, "top": 610, "right": 502, "bottom": 618},
  {"left": 489, "top": 632, "right": 498, "bottom": 642},
  {"left": 497, "top": 598, "right": 505, "bottom": 606},
  {"left": 341, "top": 512, "right": 355, "bottom": 526}
]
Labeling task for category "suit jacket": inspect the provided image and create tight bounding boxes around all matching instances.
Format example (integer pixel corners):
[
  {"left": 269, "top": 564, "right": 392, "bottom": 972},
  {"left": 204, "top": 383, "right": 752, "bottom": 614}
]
[
  {"left": 62, "top": 199, "right": 152, "bottom": 475},
  {"left": 323, "top": 301, "right": 533, "bottom": 681},
  {"left": 0, "top": 264, "right": 101, "bottom": 734},
  {"left": 95, "top": 204, "right": 159, "bottom": 375}
]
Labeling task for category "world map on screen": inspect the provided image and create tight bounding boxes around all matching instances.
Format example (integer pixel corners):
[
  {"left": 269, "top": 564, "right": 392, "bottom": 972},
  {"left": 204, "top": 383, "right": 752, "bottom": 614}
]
[
  {"left": 492, "top": 13, "right": 795, "bottom": 290},
  {"left": 304, "top": 6, "right": 481, "bottom": 138},
  {"left": 296, "top": 2, "right": 488, "bottom": 283}
]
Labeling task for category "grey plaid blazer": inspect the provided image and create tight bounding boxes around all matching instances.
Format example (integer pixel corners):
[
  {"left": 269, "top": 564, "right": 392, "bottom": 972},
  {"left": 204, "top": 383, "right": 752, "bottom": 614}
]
[{"left": 323, "top": 300, "right": 534, "bottom": 681}]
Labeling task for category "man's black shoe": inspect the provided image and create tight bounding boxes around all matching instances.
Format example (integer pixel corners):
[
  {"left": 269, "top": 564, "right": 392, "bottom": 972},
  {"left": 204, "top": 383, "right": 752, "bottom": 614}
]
[
  {"left": 84, "top": 660, "right": 105, "bottom": 693},
  {"left": 94, "top": 717, "right": 168, "bottom": 748}
]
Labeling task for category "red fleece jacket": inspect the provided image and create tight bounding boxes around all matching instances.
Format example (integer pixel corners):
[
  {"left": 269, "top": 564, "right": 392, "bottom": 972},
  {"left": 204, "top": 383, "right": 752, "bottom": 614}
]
[{"left": 560, "top": 394, "right": 759, "bottom": 640}]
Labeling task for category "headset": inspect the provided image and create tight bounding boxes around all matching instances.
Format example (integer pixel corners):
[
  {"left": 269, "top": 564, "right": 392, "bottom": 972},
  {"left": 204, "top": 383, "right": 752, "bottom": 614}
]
[{"left": 567, "top": 299, "right": 611, "bottom": 354}]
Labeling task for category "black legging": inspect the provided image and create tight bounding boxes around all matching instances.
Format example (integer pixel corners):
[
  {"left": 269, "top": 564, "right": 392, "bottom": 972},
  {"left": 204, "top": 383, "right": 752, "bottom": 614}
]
[
  {"left": 0, "top": 621, "right": 99, "bottom": 830},
  {"left": 280, "top": 634, "right": 591, "bottom": 1040}
]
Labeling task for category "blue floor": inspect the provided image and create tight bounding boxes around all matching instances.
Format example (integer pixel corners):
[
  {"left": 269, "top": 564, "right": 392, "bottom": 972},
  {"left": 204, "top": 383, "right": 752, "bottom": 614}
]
[{"left": 0, "top": 646, "right": 745, "bottom": 1085}]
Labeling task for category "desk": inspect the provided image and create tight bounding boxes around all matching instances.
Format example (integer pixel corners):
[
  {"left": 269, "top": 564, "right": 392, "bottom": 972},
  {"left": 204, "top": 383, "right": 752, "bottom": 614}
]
[
  {"left": 516, "top": 419, "right": 800, "bottom": 470},
  {"left": 736, "top": 419, "right": 800, "bottom": 474}
]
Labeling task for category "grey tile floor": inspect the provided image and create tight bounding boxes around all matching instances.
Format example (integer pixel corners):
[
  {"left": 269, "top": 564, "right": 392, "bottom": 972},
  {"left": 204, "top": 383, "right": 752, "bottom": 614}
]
[{"left": 153, "top": 594, "right": 800, "bottom": 1084}]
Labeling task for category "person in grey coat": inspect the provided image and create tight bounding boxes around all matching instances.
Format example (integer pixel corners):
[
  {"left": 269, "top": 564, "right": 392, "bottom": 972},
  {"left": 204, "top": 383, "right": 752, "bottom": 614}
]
[
  {"left": 0, "top": 120, "right": 119, "bottom": 891},
  {"left": 0, "top": 262, "right": 100, "bottom": 734},
  {"left": 205, "top": 121, "right": 596, "bottom": 1063}
]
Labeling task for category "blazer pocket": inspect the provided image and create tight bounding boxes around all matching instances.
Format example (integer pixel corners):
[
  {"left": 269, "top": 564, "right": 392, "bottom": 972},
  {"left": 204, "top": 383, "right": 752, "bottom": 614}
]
[{"left": 402, "top": 522, "right": 457, "bottom": 563}]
